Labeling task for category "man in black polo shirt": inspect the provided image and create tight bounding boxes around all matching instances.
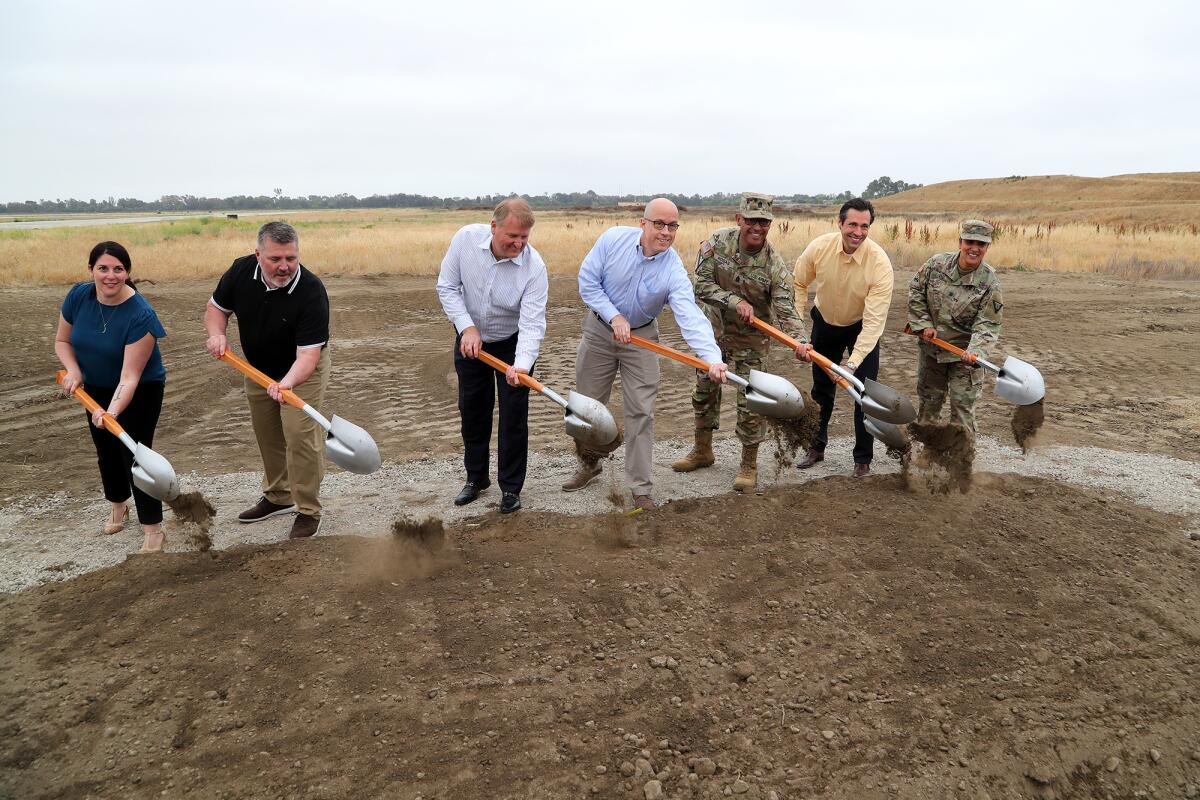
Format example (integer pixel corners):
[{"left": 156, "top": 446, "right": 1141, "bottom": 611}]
[{"left": 204, "top": 221, "right": 331, "bottom": 539}]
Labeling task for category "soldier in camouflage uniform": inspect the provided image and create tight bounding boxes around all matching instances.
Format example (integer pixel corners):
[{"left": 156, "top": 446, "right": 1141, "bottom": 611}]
[
  {"left": 672, "top": 193, "right": 808, "bottom": 491},
  {"left": 907, "top": 219, "right": 1003, "bottom": 432}
]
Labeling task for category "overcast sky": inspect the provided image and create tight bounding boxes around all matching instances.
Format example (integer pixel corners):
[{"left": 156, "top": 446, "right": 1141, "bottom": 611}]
[{"left": 2, "top": 0, "right": 1196, "bottom": 201}]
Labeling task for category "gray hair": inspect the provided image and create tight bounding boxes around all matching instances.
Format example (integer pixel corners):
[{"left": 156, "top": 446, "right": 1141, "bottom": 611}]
[{"left": 257, "top": 221, "right": 299, "bottom": 248}]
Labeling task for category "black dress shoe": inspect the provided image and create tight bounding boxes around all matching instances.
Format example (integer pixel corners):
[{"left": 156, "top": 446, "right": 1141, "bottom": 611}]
[
  {"left": 454, "top": 480, "right": 490, "bottom": 506},
  {"left": 499, "top": 492, "right": 522, "bottom": 514}
]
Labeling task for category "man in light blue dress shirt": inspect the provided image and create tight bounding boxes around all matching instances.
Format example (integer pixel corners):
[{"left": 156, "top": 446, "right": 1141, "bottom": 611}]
[
  {"left": 563, "top": 198, "right": 727, "bottom": 511},
  {"left": 437, "top": 198, "right": 548, "bottom": 514}
]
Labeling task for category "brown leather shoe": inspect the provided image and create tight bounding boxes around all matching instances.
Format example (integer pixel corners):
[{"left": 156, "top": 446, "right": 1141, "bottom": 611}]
[
  {"left": 853, "top": 463, "right": 871, "bottom": 478},
  {"left": 238, "top": 496, "right": 297, "bottom": 524},
  {"left": 631, "top": 495, "right": 656, "bottom": 512},
  {"left": 796, "top": 448, "right": 825, "bottom": 469},
  {"left": 288, "top": 514, "right": 321, "bottom": 539}
]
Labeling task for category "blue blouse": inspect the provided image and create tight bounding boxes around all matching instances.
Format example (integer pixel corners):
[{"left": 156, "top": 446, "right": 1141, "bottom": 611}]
[{"left": 61, "top": 282, "right": 167, "bottom": 387}]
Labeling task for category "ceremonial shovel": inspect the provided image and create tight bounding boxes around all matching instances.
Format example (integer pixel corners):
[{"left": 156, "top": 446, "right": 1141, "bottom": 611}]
[
  {"left": 56, "top": 370, "right": 180, "bottom": 501},
  {"left": 624, "top": 333, "right": 805, "bottom": 419},
  {"left": 219, "top": 350, "right": 382, "bottom": 474},
  {"left": 748, "top": 318, "right": 917, "bottom": 425},
  {"left": 474, "top": 350, "right": 619, "bottom": 450},
  {"left": 904, "top": 326, "right": 1045, "bottom": 405}
]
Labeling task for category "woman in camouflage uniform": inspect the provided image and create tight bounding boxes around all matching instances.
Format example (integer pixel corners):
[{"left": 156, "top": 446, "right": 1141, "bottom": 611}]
[{"left": 907, "top": 220, "right": 1003, "bottom": 431}]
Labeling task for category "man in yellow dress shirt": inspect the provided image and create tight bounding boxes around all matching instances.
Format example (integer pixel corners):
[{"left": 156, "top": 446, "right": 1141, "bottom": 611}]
[{"left": 792, "top": 198, "right": 894, "bottom": 477}]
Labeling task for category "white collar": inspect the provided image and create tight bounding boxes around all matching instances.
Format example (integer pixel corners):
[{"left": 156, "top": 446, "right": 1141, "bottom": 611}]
[
  {"left": 479, "top": 236, "right": 528, "bottom": 267},
  {"left": 254, "top": 263, "right": 303, "bottom": 294}
]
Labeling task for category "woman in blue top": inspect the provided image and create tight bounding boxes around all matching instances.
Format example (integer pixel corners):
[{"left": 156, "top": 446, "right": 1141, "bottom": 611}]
[{"left": 55, "top": 242, "right": 169, "bottom": 553}]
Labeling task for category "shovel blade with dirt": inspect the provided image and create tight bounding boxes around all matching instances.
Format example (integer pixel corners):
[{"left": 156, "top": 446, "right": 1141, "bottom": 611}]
[
  {"left": 56, "top": 370, "right": 181, "bottom": 501},
  {"left": 748, "top": 318, "right": 916, "bottom": 424},
  {"left": 475, "top": 350, "right": 619, "bottom": 450},
  {"left": 625, "top": 333, "right": 804, "bottom": 420},
  {"left": 993, "top": 356, "right": 1045, "bottom": 406},
  {"left": 742, "top": 368, "right": 807, "bottom": 419},
  {"left": 863, "top": 416, "right": 908, "bottom": 451},
  {"left": 324, "top": 414, "right": 383, "bottom": 474},
  {"left": 904, "top": 326, "right": 1045, "bottom": 405},
  {"left": 219, "top": 350, "right": 383, "bottom": 474}
]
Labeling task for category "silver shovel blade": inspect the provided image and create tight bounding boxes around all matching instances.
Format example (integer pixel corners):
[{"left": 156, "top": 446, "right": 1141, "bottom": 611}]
[
  {"left": 565, "top": 390, "right": 620, "bottom": 449},
  {"left": 131, "top": 443, "right": 180, "bottom": 502},
  {"left": 744, "top": 370, "right": 806, "bottom": 419},
  {"left": 861, "top": 379, "right": 918, "bottom": 424},
  {"left": 325, "top": 414, "right": 382, "bottom": 474},
  {"left": 995, "top": 356, "right": 1046, "bottom": 405},
  {"left": 863, "top": 417, "right": 908, "bottom": 451}
]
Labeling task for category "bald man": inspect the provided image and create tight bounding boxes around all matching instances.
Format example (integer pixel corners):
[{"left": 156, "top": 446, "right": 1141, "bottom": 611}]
[{"left": 564, "top": 199, "right": 727, "bottom": 511}]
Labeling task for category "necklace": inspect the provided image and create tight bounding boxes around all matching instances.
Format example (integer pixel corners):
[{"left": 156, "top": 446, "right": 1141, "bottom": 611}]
[{"left": 98, "top": 302, "right": 115, "bottom": 333}]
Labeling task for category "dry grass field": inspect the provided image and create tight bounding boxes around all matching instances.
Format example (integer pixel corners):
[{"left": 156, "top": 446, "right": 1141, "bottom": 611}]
[{"left": 1, "top": 199, "right": 1198, "bottom": 289}]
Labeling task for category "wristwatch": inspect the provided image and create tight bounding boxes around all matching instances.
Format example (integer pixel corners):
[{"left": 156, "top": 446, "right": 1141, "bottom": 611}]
[{"left": 846, "top": 361, "right": 857, "bottom": 372}]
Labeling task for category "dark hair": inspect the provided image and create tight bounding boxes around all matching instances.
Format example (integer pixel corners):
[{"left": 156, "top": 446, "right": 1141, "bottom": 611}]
[
  {"left": 88, "top": 241, "right": 138, "bottom": 293},
  {"left": 838, "top": 198, "right": 876, "bottom": 224}
]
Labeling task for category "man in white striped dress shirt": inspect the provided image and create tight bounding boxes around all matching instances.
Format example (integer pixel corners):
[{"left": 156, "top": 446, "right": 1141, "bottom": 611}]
[{"left": 436, "top": 198, "right": 548, "bottom": 514}]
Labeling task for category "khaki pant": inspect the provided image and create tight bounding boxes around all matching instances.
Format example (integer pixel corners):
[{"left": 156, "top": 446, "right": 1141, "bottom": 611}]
[
  {"left": 245, "top": 348, "right": 330, "bottom": 517},
  {"left": 575, "top": 312, "right": 660, "bottom": 497}
]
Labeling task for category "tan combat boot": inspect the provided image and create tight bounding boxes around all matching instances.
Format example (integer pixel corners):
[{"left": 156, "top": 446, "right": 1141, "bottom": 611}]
[
  {"left": 671, "top": 429, "right": 715, "bottom": 472},
  {"left": 732, "top": 444, "right": 759, "bottom": 492}
]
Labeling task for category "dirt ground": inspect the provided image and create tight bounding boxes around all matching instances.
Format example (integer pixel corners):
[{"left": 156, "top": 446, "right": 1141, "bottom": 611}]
[{"left": 2, "top": 269, "right": 1200, "bottom": 799}]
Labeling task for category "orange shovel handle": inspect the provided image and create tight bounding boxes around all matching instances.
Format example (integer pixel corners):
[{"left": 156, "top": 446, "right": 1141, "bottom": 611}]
[
  {"left": 903, "top": 325, "right": 976, "bottom": 363},
  {"left": 748, "top": 318, "right": 849, "bottom": 390},
  {"left": 626, "top": 333, "right": 712, "bottom": 372},
  {"left": 55, "top": 369, "right": 128, "bottom": 438},
  {"left": 219, "top": 350, "right": 306, "bottom": 410},
  {"left": 474, "top": 349, "right": 546, "bottom": 393}
]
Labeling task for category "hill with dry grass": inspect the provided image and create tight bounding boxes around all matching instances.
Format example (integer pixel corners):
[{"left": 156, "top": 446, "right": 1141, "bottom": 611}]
[{"left": 874, "top": 172, "right": 1200, "bottom": 226}]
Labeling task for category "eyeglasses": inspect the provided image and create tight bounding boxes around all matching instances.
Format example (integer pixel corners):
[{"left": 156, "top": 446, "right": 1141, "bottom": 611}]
[
  {"left": 643, "top": 218, "right": 680, "bottom": 232},
  {"left": 742, "top": 218, "right": 772, "bottom": 229}
]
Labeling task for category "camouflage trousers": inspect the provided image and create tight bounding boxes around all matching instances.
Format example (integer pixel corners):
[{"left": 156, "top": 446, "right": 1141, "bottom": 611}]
[
  {"left": 691, "top": 348, "right": 765, "bottom": 446},
  {"left": 916, "top": 351, "right": 984, "bottom": 431}
]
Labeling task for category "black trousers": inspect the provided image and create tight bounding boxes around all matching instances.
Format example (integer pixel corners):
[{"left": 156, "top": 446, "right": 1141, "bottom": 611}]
[
  {"left": 808, "top": 307, "right": 881, "bottom": 464},
  {"left": 84, "top": 381, "right": 165, "bottom": 525},
  {"left": 453, "top": 332, "right": 532, "bottom": 494}
]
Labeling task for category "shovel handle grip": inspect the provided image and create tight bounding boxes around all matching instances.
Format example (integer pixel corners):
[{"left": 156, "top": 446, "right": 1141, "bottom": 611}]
[
  {"left": 748, "top": 318, "right": 850, "bottom": 389},
  {"left": 219, "top": 350, "right": 307, "bottom": 410},
  {"left": 626, "top": 333, "right": 711, "bottom": 372},
  {"left": 55, "top": 369, "right": 128, "bottom": 437},
  {"left": 473, "top": 350, "right": 547, "bottom": 393},
  {"left": 903, "top": 325, "right": 977, "bottom": 364}
]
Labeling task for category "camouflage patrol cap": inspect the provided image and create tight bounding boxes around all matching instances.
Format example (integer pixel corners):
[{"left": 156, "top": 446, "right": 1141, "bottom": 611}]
[
  {"left": 738, "top": 192, "right": 774, "bottom": 221},
  {"left": 960, "top": 219, "right": 993, "bottom": 243}
]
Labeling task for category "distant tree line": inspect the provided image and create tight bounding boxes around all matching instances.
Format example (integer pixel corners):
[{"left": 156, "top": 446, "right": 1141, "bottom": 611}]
[
  {"left": 1, "top": 178, "right": 919, "bottom": 214},
  {"left": 862, "top": 176, "right": 922, "bottom": 199}
]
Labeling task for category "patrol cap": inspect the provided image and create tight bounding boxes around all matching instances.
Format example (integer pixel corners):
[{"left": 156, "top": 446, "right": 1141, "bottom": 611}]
[
  {"left": 960, "top": 219, "right": 993, "bottom": 243},
  {"left": 739, "top": 192, "right": 774, "bottom": 221}
]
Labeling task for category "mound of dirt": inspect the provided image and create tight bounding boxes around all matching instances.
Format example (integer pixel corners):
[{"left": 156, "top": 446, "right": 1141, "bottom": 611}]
[{"left": 3, "top": 475, "right": 1198, "bottom": 800}]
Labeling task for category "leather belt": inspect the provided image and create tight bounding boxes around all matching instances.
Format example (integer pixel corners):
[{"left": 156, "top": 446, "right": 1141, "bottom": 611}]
[{"left": 593, "top": 311, "right": 654, "bottom": 330}]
